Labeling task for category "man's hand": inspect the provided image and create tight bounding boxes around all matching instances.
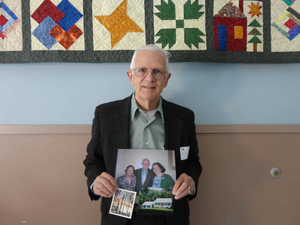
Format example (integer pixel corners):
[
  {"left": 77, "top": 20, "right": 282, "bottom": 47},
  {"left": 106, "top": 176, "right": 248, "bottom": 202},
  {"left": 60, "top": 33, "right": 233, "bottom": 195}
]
[
  {"left": 172, "top": 173, "right": 195, "bottom": 200},
  {"left": 93, "top": 172, "right": 118, "bottom": 198}
]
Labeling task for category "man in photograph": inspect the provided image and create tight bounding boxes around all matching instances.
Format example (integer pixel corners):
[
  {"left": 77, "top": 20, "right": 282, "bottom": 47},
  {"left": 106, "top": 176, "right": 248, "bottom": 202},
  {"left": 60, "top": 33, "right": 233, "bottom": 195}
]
[
  {"left": 134, "top": 158, "right": 155, "bottom": 192},
  {"left": 83, "top": 44, "right": 202, "bottom": 225}
]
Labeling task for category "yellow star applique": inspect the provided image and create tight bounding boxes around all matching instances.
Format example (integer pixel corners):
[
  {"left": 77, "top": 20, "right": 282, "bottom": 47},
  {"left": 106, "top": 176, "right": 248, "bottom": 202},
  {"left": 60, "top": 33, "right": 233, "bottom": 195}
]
[
  {"left": 95, "top": 0, "right": 144, "bottom": 49},
  {"left": 248, "top": 2, "right": 262, "bottom": 18}
]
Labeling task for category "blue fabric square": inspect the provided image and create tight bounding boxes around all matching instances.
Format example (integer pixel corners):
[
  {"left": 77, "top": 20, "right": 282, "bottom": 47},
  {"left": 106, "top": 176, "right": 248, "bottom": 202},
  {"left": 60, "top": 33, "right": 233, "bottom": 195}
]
[
  {"left": 218, "top": 25, "right": 227, "bottom": 51},
  {"left": 32, "top": 16, "right": 57, "bottom": 50},
  {"left": 57, "top": 0, "right": 82, "bottom": 32},
  {"left": 0, "top": 2, "right": 18, "bottom": 20},
  {"left": 288, "top": 24, "right": 300, "bottom": 40}
]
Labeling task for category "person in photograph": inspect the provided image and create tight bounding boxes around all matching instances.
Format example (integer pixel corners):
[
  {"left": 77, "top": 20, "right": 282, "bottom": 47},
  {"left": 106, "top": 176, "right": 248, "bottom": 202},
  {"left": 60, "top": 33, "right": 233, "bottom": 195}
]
[
  {"left": 117, "top": 165, "right": 136, "bottom": 191},
  {"left": 83, "top": 44, "right": 202, "bottom": 225},
  {"left": 134, "top": 158, "right": 155, "bottom": 192},
  {"left": 152, "top": 162, "right": 174, "bottom": 188}
]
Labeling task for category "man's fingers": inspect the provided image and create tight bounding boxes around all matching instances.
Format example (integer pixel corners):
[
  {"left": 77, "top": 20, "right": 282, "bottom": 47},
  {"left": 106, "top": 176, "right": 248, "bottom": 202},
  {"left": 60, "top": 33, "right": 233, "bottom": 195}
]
[
  {"left": 94, "top": 172, "right": 118, "bottom": 197},
  {"left": 173, "top": 173, "right": 190, "bottom": 193},
  {"left": 173, "top": 173, "right": 194, "bottom": 200},
  {"left": 93, "top": 183, "right": 114, "bottom": 197},
  {"left": 100, "top": 172, "right": 118, "bottom": 188}
]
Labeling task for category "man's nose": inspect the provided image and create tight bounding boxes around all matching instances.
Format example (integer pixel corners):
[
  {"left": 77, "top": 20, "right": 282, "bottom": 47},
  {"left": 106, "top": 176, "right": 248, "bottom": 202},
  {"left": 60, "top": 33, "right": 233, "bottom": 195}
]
[{"left": 144, "top": 69, "right": 155, "bottom": 80}]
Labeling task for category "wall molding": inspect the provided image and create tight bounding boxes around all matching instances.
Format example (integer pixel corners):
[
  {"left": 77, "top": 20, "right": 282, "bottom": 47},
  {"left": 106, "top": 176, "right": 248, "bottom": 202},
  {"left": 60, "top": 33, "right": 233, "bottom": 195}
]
[
  {"left": 1, "top": 124, "right": 300, "bottom": 135},
  {"left": 0, "top": 125, "right": 91, "bottom": 135},
  {"left": 196, "top": 125, "right": 300, "bottom": 134}
]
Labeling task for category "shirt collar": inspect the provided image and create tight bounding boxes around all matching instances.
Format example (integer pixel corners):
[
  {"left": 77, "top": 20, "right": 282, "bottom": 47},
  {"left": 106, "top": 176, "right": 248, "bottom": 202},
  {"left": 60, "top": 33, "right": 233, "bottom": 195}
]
[{"left": 131, "top": 93, "right": 164, "bottom": 123}]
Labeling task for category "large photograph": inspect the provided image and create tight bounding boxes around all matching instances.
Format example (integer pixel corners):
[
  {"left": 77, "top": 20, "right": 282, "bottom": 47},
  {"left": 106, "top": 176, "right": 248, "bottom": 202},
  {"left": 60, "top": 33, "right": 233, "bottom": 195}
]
[{"left": 114, "top": 149, "right": 176, "bottom": 215}]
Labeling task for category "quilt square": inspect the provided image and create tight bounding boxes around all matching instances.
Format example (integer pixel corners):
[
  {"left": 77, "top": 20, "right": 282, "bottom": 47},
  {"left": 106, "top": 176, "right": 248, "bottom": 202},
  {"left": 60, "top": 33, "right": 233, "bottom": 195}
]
[
  {"left": 214, "top": 0, "right": 264, "bottom": 52},
  {"left": 153, "top": 0, "right": 206, "bottom": 50},
  {"left": 0, "top": 1, "right": 22, "bottom": 51},
  {"left": 271, "top": 0, "right": 300, "bottom": 51},
  {"left": 93, "top": 0, "right": 145, "bottom": 50},
  {"left": 30, "top": 0, "right": 84, "bottom": 51}
]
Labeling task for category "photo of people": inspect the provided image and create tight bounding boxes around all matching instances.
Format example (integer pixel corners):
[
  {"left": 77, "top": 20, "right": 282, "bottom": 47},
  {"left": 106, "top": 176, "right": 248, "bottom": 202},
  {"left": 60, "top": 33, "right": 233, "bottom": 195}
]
[
  {"left": 152, "top": 162, "right": 175, "bottom": 188},
  {"left": 116, "top": 165, "right": 136, "bottom": 191},
  {"left": 115, "top": 149, "right": 176, "bottom": 192},
  {"left": 114, "top": 149, "right": 176, "bottom": 216}
]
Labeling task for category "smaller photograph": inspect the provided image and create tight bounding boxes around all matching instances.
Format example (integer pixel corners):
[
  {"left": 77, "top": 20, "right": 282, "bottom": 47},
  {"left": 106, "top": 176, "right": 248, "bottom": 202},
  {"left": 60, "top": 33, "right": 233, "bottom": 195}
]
[{"left": 109, "top": 188, "right": 136, "bottom": 219}]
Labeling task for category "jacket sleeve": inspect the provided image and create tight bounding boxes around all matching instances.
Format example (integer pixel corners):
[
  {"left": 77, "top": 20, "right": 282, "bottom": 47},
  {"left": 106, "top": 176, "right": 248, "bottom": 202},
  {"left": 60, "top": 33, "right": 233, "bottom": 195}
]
[
  {"left": 184, "top": 111, "right": 202, "bottom": 201},
  {"left": 83, "top": 107, "right": 105, "bottom": 201}
]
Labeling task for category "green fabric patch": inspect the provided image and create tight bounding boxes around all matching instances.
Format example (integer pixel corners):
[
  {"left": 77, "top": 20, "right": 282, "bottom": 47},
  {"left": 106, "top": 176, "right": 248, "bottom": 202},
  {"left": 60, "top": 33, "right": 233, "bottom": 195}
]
[
  {"left": 156, "top": 28, "right": 176, "bottom": 48},
  {"left": 176, "top": 20, "right": 184, "bottom": 28},
  {"left": 184, "top": 28, "right": 205, "bottom": 49},
  {"left": 184, "top": 0, "right": 204, "bottom": 19},
  {"left": 154, "top": 0, "right": 175, "bottom": 20}
]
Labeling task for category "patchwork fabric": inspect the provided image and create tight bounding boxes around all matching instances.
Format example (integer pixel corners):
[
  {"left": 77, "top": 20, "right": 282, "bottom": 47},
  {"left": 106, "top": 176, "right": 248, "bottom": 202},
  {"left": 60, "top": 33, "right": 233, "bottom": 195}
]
[
  {"left": 271, "top": 0, "right": 300, "bottom": 51},
  {"left": 93, "top": 0, "right": 145, "bottom": 50},
  {"left": 1, "top": 0, "right": 300, "bottom": 63},
  {"left": 214, "top": 0, "right": 263, "bottom": 52},
  {"left": 31, "top": 0, "right": 84, "bottom": 50},
  {"left": 153, "top": 0, "right": 206, "bottom": 50},
  {"left": 0, "top": 1, "right": 22, "bottom": 51}
]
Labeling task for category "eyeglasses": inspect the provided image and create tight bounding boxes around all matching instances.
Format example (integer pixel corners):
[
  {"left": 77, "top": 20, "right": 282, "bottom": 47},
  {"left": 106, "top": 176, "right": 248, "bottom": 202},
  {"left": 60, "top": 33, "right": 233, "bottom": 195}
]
[{"left": 131, "top": 67, "right": 167, "bottom": 79}]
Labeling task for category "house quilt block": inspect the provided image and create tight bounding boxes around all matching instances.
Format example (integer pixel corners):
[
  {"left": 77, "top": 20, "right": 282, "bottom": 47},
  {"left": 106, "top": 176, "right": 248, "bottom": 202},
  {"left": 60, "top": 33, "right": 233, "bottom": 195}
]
[{"left": 214, "top": 0, "right": 263, "bottom": 52}]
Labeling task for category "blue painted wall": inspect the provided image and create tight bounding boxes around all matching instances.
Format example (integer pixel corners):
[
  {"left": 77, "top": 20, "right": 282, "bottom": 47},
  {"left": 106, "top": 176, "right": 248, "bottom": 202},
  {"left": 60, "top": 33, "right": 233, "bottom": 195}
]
[{"left": 1, "top": 62, "right": 300, "bottom": 125}]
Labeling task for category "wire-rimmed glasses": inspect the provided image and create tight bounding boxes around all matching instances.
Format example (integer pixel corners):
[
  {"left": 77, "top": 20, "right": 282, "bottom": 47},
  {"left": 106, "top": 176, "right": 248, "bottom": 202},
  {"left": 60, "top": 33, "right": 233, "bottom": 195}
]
[{"left": 131, "top": 67, "right": 167, "bottom": 79}]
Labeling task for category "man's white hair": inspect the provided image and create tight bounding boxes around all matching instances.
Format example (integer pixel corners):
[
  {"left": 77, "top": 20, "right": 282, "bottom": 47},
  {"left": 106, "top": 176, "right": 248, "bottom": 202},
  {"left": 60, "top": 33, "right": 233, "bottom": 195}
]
[{"left": 130, "top": 44, "right": 171, "bottom": 72}]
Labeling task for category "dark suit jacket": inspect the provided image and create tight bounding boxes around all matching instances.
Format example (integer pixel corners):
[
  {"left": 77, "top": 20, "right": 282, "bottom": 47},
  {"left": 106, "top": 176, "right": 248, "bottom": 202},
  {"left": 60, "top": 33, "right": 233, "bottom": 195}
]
[
  {"left": 134, "top": 168, "right": 155, "bottom": 192},
  {"left": 83, "top": 95, "right": 202, "bottom": 225}
]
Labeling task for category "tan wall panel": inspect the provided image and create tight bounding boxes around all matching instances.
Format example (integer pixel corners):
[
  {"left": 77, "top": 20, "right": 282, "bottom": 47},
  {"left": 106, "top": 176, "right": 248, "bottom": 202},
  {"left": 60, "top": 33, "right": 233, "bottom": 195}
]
[
  {"left": 0, "top": 125, "right": 299, "bottom": 225},
  {"left": 190, "top": 133, "right": 300, "bottom": 225},
  {"left": 0, "top": 133, "right": 100, "bottom": 225}
]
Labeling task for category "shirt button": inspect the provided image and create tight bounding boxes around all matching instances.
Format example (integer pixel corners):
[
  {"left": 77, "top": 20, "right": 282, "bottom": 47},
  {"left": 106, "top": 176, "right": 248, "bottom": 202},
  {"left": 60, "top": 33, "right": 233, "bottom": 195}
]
[{"left": 146, "top": 142, "right": 148, "bottom": 145}]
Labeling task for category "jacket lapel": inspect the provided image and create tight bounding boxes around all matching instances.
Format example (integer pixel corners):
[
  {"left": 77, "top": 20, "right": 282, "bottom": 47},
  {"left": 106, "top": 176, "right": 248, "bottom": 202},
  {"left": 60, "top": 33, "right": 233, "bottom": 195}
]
[
  {"left": 163, "top": 99, "right": 183, "bottom": 151},
  {"left": 162, "top": 99, "right": 183, "bottom": 177},
  {"left": 108, "top": 96, "right": 131, "bottom": 150}
]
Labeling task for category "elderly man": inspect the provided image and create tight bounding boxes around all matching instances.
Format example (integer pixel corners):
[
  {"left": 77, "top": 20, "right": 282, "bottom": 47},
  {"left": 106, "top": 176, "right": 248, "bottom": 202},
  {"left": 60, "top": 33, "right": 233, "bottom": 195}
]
[
  {"left": 83, "top": 44, "right": 202, "bottom": 225},
  {"left": 134, "top": 158, "right": 155, "bottom": 192}
]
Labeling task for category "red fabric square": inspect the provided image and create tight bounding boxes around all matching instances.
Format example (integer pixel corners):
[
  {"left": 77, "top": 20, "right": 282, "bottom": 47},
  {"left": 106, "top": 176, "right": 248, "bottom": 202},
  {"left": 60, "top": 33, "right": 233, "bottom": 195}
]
[
  {"left": 285, "top": 19, "right": 296, "bottom": 29},
  {"left": 49, "top": 24, "right": 83, "bottom": 50},
  {"left": 0, "top": 15, "right": 8, "bottom": 26},
  {"left": 0, "top": 31, "right": 6, "bottom": 39},
  {"left": 31, "top": 0, "right": 65, "bottom": 24}
]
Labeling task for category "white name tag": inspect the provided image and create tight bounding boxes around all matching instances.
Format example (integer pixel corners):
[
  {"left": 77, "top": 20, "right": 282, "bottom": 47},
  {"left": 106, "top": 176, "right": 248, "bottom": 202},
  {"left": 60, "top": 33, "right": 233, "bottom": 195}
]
[{"left": 180, "top": 146, "right": 189, "bottom": 160}]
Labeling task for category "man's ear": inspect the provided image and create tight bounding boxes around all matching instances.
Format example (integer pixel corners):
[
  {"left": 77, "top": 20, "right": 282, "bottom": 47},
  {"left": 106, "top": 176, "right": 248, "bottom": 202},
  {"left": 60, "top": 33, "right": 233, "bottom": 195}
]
[
  {"left": 164, "top": 73, "right": 171, "bottom": 88},
  {"left": 127, "top": 70, "right": 134, "bottom": 85}
]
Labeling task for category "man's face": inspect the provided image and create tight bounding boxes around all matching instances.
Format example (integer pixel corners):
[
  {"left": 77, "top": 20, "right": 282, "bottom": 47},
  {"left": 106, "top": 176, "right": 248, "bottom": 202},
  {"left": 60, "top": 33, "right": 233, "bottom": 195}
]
[
  {"left": 127, "top": 50, "right": 171, "bottom": 109},
  {"left": 142, "top": 159, "right": 150, "bottom": 170}
]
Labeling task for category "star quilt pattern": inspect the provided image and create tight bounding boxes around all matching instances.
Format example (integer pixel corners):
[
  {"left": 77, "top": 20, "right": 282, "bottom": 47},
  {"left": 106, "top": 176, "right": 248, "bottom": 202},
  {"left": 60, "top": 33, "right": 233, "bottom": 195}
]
[{"left": 1, "top": 0, "right": 300, "bottom": 63}]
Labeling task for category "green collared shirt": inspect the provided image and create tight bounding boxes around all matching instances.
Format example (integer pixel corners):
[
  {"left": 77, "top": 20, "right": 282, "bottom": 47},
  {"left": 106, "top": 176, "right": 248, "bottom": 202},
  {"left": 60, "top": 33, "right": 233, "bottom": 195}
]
[{"left": 130, "top": 94, "right": 165, "bottom": 150}]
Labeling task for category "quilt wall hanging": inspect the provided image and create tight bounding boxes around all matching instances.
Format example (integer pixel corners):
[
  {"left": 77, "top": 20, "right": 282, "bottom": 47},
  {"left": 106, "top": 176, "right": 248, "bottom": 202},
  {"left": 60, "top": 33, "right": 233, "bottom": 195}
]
[{"left": 1, "top": 0, "right": 300, "bottom": 63}]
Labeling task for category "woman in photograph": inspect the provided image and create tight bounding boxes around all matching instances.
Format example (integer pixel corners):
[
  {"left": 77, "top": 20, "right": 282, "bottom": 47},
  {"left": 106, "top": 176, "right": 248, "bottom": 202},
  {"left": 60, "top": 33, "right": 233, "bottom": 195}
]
[
  {"left": 117, "top": 165, "right": 136, "bottom": 191},
  {"left": 152, "top": 162, "right": 175, "bottom": 188}
]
